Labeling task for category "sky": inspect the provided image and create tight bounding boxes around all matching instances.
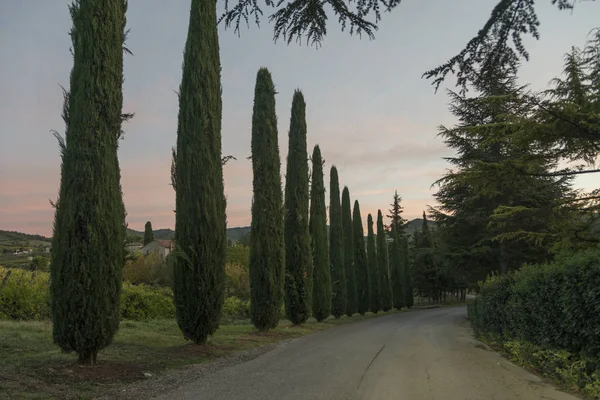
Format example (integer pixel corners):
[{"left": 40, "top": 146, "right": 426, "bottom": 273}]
[{"left": 0, "top": 0, "right": 598, "bottom": 237}]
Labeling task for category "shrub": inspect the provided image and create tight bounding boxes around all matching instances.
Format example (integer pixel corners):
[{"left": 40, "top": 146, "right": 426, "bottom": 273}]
[
  {"left": 0, "top": 267, "right": 50, "bottom": 320},
  {"left": 222, "top": 296, "right": 250, "bottom": 320},
  {"left": 225, "top": 263, "right": 250, "bottom": 301},
  {"left": 120, "top": 283, "right": 176, "bottom": 321},
  {"left": 123, "top": 254, "right": 173, "bottom": 287}
]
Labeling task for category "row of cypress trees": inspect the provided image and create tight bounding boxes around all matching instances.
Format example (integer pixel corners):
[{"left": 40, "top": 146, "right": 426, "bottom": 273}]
[{"left": 248, "top": 67, "right": 414, "bottom": 330}]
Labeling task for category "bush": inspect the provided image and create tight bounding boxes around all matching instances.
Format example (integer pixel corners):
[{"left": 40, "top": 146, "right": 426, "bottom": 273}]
[
  {"left": 225, "top": 263, "right": 250, "bottom": 300},
  {"left": 0, "top": 267, "right": 50, "bottom": 320},
  {"left": 120, "top": 283, "right": 176, "bottom": 321},
  {"left": 221, "top": 296, "right": 250, "bottom": 320},
  {"left": 123, "top": 254, "right": 173, "bottom": 287}
]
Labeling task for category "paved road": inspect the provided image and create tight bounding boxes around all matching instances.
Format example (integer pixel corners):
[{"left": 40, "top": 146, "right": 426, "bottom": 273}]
[{"left": 154, "top": 307, "right": 578, "bottom": 400}]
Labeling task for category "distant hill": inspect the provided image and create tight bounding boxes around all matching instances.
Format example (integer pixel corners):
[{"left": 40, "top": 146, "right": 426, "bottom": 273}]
[
  {"left": 404, "top": 218, "right": 437, "bottom": 236},
  {"left": 126, "top": 226, "right": 251, "bottom": 244},
  {"left": 0, "top": 230, "right": 51, "bottom": 246}
]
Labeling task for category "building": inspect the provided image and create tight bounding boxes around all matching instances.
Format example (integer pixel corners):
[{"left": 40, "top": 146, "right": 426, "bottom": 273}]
[{"left": 141, "top": 240, "right": 174, "bottom": 260}]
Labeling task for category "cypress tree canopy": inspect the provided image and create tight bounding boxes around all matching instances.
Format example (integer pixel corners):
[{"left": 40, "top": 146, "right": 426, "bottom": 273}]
[
  {"left": 403, "top": 236, "right": 414, "bottom": 308},
  {"left": 353, "top": 200, "right": 370, "bottom": 315},
  {"left": 284, "top": 89, "right": 311, "bottom": 325},
  {"left": 310, "top": 145, "right": 331, "bottom": 322},
  {"left": 50, "top": 0, "right": 129, "bottom": 365},
  {"left": 367, "top": 214, "right": 380, "bottom": 313},
  {"left": 143, "top": 221, "right": 154, "bottom": 246},
  {"left": 342, "top": 187, "right": 357, "bottom": 317},
  {"left": 172, "top": 0, "right": 227, "bottom": 344},
  {"left": 329, "top": 166, "right": 346, "bottom": 319},
  {"left": 249, "top": 67, "right": 285, "bottom": 331},
  {"left": 377, "top": 210, "right": 393, "bottom": 311},
  {"left": 390, "top": 225, "right": 405, "bottom": 310}
]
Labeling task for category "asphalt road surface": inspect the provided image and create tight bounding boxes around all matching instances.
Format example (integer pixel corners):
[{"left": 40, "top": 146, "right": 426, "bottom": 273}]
[{"left": 154, "top": 307, "right": 579, "bottom": 400}]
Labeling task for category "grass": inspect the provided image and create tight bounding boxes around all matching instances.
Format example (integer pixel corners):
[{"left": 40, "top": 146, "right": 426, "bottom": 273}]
[{"left": 0, "top": 311, "right": 400, "bottom": 399}]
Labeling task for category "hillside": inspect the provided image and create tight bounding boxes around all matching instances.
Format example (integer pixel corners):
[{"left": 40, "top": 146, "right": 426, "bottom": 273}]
[
  {"left": 0, "top": 230, "right": 51, "bottom": 246},
  {"left": 404, "top": 218, "right": 437, "bottom": 236},
  {"left": 126, "top": 226, "right": 251, "bottom": 243}
]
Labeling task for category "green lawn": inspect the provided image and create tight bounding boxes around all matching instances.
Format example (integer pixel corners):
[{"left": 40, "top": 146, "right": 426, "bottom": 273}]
[{"left": 0, "top": 311, "right": 399, "bottom": 399}]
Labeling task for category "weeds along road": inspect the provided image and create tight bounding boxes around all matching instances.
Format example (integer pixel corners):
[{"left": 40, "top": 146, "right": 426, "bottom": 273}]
[{"left": 153, "top": 307, "right": 578, "bottom": 400}]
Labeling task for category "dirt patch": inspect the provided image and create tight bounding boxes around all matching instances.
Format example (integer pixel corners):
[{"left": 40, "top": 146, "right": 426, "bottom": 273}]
[
  {"left": 46, "top": 361, "right": 153, "bottom": 384},
  {"left": 166, "top": 343, "right": 235, "bottom": 359}
]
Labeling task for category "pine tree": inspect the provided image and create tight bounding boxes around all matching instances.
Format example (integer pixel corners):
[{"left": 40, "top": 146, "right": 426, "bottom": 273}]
[
  {"left": 283, "top": 90, "right": 311, "bottom": 325},
  {"left": 249, "top": 68, "right": 285, "bottom": 331},
  {"left": 402, "top": 235, "right": 414, "bottom": 308},
  {"left": 342, "top": 187, "right": 357, "bottom": 316},
  {"left": 310, "top": 145, "right": 331, "bottom": 322},
  {"left": 172, "top": 0, "right": 227, "bottom": 344},
  {"left": 143, "top": 221, "right": 154, "bottom": 246},
  {"left": 386, "top": 191, "right": 406, "bottom": 233},
  {"left": 329, "top": 166, "right": 346, "bottom": 318},
  {"left": 377, "top": 210, "right": 393, "bottom": 311},
  {"left": 353, "top": 200, "right": 370, "bottom": 315},
  {"left": 50, "top": 0, "right": 129, "bottom": 365},
  {"left": 367, "top": 214, "right": 380, "bottom": 313},
  {"left": 390, "top": 224, "right": 405, "bottom": 310}
]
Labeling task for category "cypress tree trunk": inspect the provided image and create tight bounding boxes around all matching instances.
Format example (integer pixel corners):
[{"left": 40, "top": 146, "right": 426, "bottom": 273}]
[
  {"left": 143, "top": 221, "right": 154, "bottom": 246},
  {"left": 353, "top": 201, "right": 370, "bottom": 315},
  {"left": 249, "top": 68, "right": 285, "bottom": 331},
  {"left": 50, "top": 0, "right": 128, "bottom": 365},
  {"left": 377, "top": 210, "right": 393, "bottom": 311},
  {"left": 173, "top": 0, "right": 227, "bottom": 344},
  {"left": 403, "top": 236, "right": 414, "bottom": 308},
  {"left": 284, "top": 90, "right": 311, "bottom": 325},
  {"left": 390, "top": 225, "right": 405, "bottom": 310},
  {"left": 367, "top": 214, "right": 380, "bottom": 313},
  {"left": 342, "top": 187, "right": 357, "bottom": 317},
  {"left": 310, "top": 145, "right": 331, "bottom": 322},
  {"left": 329, "top": 166, "right": 346, "bottom": 318}
]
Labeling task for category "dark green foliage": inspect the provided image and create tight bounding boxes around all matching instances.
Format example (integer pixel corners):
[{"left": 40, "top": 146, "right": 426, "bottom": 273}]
[
  {"left": 172, "top": 0, "right": 227, "bottom": 344},
  {"left": 386, "top": 191, "right": 406, "bottom": 234},
  {"left": 310, "top": 145, "right": 331, "bottom": 322},
  {"left": 367, "top": 214, "right": 380, "bottom": 313},
  {"left": 143, "top": 221, "right": 154, "bottom": 246},
  {"left": 283, "top": 90, "right": 311, "bottom": 325},
  {"left": 50, "top": 0, "right": 128, "bottom": 365},
  {"left": 402, "top": 236, "right": 414, "bottom": 308},
  {"left": 389, "top": 225, "right": 405, "bottom": 310},
  {"left": 468, "top": 246, "right": 600, "bottom": 362},
  {"left": 342, "top": 187, "right": 357, "bottom": 316},
  {"left": 353, "top": 201, "right": 370, "bottom": 315},
  {"left": 248, "top": 68, "right": 285, "bottom": 331},
  {"left": 329, "top": 166, "right": 346, "bottom": 318},
  {"left": 377, "top": 210, "right": 392, "bottom": 312}
]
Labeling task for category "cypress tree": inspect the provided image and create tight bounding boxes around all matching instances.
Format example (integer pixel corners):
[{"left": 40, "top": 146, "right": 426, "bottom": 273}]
[
  {"left": 283, "top": 90, "right": 311, "bottom": 325},
  {"left": 353, "top": 201, "right": 370, "bottom": 315},
  {"left": 143, "top": 221, "right": 154, "bottom": 246},
  {"left": 403, "top": 236, "right": 414, "bottom": 308},
  {"left": 342, "top": 187, "right": 357, "bottom": 316},
  {"left": 329, "top": 166, "right": 346, "bottom": 318},
  {"left": 172, "top": 0, "right": 227, "bottom": 344},
  {"left": 377, "top": 210, "right": 393, "bottom": 311},
  {"left": 249, "top": 68, "right": 285, "bottom": 331},
  {"left": 367, "top": 214, "right": 380, "bottom": 313},
  {"left": 50, "top": 0, "right": 128, "bottom": 365},
  {"left": 390, "top": 225, "right": 405, "bottom": 310},
  {"left": 310, "top": 145, "right": 331, "bottom": 322}
]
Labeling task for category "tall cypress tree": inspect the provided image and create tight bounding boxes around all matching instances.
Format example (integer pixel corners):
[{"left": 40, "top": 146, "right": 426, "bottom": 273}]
[
  {"left": 367, "top": 214, "right": 380, "bottom": 313},
  {"left": 377, "top": 210, "right": 393, "bottom": 311},
  {"left": 310, "top": 145, "right": 331, "bottom": 322},
  {"left": 386, "top": 191, "right": 406, "bottom": 233},
  {"left": 249, "top": 68, "right": 285, "bottom": 331},
  {"left": 172, "top": 0, "right": 227, "bottom": 344},
  {"left": 143, "top": 221, "right": 154, "bottom": 246},
  {"left": 390, "top": 225, "right": 405, "bottom": 310},
  {"left": 353, "top": 201, "right": 370, "bottom": 315},
  {"left": 329, "top": 166, "right": 346, "bottom": 318},
  {"left": 284, "top": 90, "right": 311, "bottom": 325},
  {"left": 342, "top": 187, "right": 357, "bottom": 317},
  {"left": 50, "top": 0, "right": 128, "bottom": 365},
  {"left": 403, "top": 236, "right": 414, "bottom": 308}
]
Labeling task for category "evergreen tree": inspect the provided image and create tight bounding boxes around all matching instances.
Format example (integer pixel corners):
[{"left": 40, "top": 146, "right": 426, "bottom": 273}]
[
  {"left": 329, "top": 166, "right": 346, "bottom": 318},
  {"left": 353, "top": 201, "right": 370, "bottom": 315},
  {"left": 342, "top": 187, "right": 357, "bottom": 316},
  {"left": 172, "top": 0, "right": 227, "bottom": 344},
  {"left": 283, "top": 90, "right": 311, "bottom": 325},
  {"left": 389, "top": 225, "right": 405, "bottom": 310},
  {"left": 367, "top": 214, "right": 380, "bottom": 313},
  {"left": 310, "top": 145, "right": 331, "bottom": 321},
  {"left": 143, "top": 221, "right": 154, "bottom": 246},
  {"left": 386, "top": 191, "right": 406, "bottom": 233},
  {"left": 50, "top": 0, "right": 129, "bottom": 365},
  {"left": 377, "top": 210, "right": 393, "bottom": 311},
  {"left": 402, "top": 235, "right": 414, "bottom": 308},
  {"left": 249, "top": 68, "right": 285, "bottom": 331}
]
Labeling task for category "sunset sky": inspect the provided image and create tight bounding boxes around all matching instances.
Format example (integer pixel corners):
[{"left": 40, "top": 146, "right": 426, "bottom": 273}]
[{"left": 1, "top": 0, "right": 598, "bottom": 237}]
